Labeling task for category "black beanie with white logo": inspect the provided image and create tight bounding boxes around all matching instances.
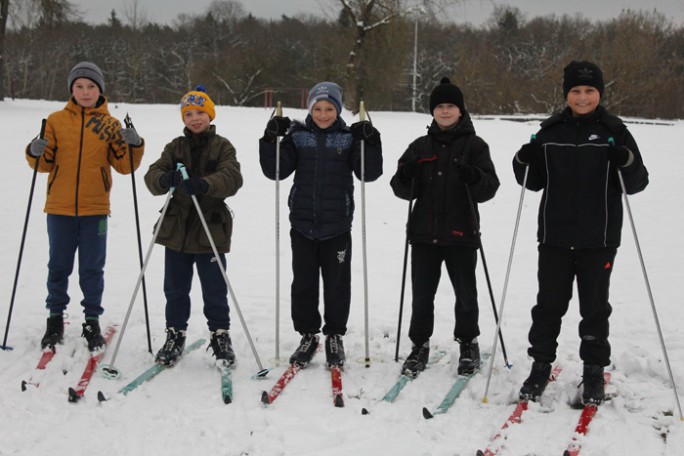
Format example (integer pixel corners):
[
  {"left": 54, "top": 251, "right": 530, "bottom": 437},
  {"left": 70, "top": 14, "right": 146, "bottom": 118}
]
[{"left": 563, "top": 61, "right": 604, "bottom": 98}]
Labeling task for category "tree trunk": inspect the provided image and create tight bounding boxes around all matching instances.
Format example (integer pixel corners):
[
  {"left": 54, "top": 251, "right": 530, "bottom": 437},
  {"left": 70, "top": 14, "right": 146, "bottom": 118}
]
[{"left": 0, "top": 0, "right": 10, "bottom": 100}]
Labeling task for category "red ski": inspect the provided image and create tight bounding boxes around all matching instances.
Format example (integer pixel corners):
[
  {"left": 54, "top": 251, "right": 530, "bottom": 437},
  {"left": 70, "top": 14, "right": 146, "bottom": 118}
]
[
  {"left": 477, "top": 365, "right": 562, "bottom": 456},
  {"left": 261, "top": 364, "right": 302, "bottom": 405},
  {"left": 21, "top": 349, "right": 56, "bottom": 391},
  {"left": 67, "top": 325, "right": 117, "bottom": 402},
  {"left": 331, "top": 366, "right": 344, "bottom": 407},
  {"left": 564, "top": 372, "right": 612, "bottom": 456}
]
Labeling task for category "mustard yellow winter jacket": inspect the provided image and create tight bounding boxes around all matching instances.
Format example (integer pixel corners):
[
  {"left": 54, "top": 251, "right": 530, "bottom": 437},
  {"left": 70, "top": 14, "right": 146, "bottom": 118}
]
[{"left": 26, "top": 97, "right": 144, "bottom": 216}]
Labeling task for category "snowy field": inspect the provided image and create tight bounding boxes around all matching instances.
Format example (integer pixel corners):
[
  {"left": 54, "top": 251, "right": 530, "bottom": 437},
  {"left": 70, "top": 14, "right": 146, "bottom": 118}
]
[{"left": 0, "top": 98, "right": 683, "bottom": 456}]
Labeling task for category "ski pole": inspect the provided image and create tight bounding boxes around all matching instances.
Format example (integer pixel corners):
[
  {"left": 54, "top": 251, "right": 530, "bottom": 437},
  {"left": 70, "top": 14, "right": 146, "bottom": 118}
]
[
  {"left": 123, "top": 113, "right": 153, "bottom": 354},
  {"left": 100, "top": 176, "right": 176, "bottom": 379},
  {"left": 178, "top": 165, "right": 270, "bottom": 378},
  {"left": 274, "top": 101, "right": 283, "bottom": 365},
  {"left": 2, "top": 119, "right": 46, "bottom": 351},
  {"left": 611, "top": 138, "right": 683, "bottom": 420},
  {"left": 394, "top": 178, "right": 414, "bottom": 363},
  {"left": 359, "top": 100, "right": 371, "bottom": 368},
  {"left": 465, "top": 185, "right": 510, "bottom": 368},
  {"left": 482, "top": 164, "right": 529, "bottom": 403}
]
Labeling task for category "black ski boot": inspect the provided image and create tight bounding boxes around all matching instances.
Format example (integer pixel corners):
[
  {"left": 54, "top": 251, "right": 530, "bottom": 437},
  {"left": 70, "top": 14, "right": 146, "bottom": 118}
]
[
  {"left": 155, "top": 328, "right": 186, "bottom": 366},
  {"left": 582, "top": 364, "right": 606, "bottom": 405},
  {"left": 82, "top": 319, "right": 106, "bottom": 352},
  {"left": 289, "top": 333, "right": 319, "bottom": 367},
  {"left": 209, "top": 329, "right": 236, "bottom": 367},
  {"left": 402, "top": 341, "right": 430, "bottom": 378},
  {"left": 325, "top": 334, "right": 346, "bottom": 368},
  {"left": 519, "top": 361, "right": 552, "bottom": 401},
  {"left": 41, "top": 314, "right": 64, "bottom": 350},
  {"left": 457, "top": 338, "right": 481, "bottom": 375}
]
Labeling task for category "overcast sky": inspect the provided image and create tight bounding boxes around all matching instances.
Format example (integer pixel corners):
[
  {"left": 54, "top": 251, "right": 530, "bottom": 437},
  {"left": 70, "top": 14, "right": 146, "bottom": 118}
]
[{"left": 71, "top": 0, "right": 684, "bottom": 26}]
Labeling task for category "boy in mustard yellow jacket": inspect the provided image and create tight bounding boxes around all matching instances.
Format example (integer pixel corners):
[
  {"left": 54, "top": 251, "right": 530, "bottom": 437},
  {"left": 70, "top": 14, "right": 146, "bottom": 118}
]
[{"left": 26, "top": 61, "right": 145, "bottom": 352}]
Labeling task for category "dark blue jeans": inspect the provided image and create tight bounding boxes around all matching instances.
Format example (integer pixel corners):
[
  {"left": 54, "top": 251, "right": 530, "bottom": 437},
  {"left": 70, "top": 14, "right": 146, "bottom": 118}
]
[
  {"left": 46, "top": 214, "right": 108, "bottom": 318},
  {"left": 163, "top": 248, "right": 230, "bottom": 332}
]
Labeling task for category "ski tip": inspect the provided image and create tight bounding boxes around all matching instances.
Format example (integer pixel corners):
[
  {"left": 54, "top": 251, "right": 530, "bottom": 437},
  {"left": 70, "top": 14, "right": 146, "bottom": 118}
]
[
  {"left": 97, "top": 391, "right": 108, "bottom": 402},
  {"left": 260, "top": 391, "right": 271, "bottom": 405},
  {"left": 361, "top": 408, "right": 370, "bottom": 415},
  {"left": 422, "top": 407, "right": 434, "bottom": 419},
  {"left": 334, "top": 394, "right": 345, "bottom": 408},
  {"left": 20, "top": 380, "right": 28, "bottom": 392},
  {"left": 67, "top": 387, "right": 80, "bottom": 403},
  {"left": 223, "top": 394, "right": 232, "bottom": 405}
]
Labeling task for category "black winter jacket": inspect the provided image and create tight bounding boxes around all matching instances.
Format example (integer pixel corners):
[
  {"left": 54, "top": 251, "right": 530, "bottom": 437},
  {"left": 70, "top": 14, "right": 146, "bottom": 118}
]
[
  {"left": 390, "top": 113, "right": 500, "bottom": 248},
  {"left": 512, "top": 106, "right": 649, "bottom": 249},
  {"left": 259, "top": 115, "right": 383, "bottom": 240}
]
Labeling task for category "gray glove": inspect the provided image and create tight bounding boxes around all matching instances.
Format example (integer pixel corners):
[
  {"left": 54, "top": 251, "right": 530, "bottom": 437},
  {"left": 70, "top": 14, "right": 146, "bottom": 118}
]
[
  {"left": 29, "top": 138, "right": 49, "bottom": 157},
  {"left": 121, "top": 128, "right": 142, "bottom": 146}
]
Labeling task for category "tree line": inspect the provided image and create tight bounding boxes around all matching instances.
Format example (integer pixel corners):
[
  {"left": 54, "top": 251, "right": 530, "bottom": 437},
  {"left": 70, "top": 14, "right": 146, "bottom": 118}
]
[{"left": 3, "top": 0, "right": 683, "bottom": 119}]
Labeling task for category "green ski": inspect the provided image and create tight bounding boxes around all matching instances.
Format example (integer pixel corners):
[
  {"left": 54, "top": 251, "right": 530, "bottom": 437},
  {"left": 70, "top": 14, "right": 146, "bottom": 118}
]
[{"left": 97, "top": 338, "right": 206, "bottom": 401}]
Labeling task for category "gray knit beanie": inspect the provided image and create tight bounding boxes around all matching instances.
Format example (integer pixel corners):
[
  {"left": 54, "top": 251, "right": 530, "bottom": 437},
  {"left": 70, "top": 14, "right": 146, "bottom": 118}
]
[
  {"left": 68, "top": 61, "right": 105, "bottom": 94},
  {"left": 307, "top": 82, "right": 343, "bottom": 114}
]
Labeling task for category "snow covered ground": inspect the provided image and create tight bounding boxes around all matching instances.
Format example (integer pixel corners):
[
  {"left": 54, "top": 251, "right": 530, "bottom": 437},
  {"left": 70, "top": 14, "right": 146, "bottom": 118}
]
[{"left": 1, "top": 98, "right": 683, "bottom": 456}]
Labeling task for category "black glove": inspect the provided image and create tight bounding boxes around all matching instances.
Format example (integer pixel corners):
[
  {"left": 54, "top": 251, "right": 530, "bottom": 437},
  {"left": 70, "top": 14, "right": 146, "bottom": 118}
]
[
  {"left": 350, "top": 121, "right": 380, "bottom": 145},
  {"left": 400, "top": 153, "right": 421, "bottom": 181},
  {"left": 121, "top": 127, "right": 142, "bottom": 146},
  {"left": 263, "top": 116, "right": 291, "bottom": 143},
  {"left": 181, "top": 176, "right": 209, "bottom": 196},
  {"left": 29, "top": 138, "right": 49, "bottom": 157},
  {"left": 607, "top": 145, "right": 631, "bottom": 167},
  {"left": 457, "top": 165, "right": 479, "bottom": 184},
  {"left": 516, "top": 142, "right": 542, "bottom": 164},
  {"left": 159, "top": 170, "right": 182, "bottom": 189}
]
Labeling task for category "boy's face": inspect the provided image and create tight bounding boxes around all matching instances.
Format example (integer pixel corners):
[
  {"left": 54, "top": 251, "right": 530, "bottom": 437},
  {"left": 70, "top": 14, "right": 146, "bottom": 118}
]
[
  {"left": 566, "top": 86, "right": 600, "bottom": 116},
  {"left": 311, "top": 100, "right": 338, "bottom": 130},
  {"left": 433, "top": 103, "right": 462, "bottom": 130},
  {"left": 72, "top": 78, "right": 100, "bottom": 108},
  {"left": 183, "top": 109, "right": 211, "bottom": 134}
]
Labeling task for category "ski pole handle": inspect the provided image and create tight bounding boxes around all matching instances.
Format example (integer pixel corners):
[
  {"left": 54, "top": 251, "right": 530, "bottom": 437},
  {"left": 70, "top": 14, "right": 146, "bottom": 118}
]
[
  {"left": 39, "top": 119, "right": 47, "bottom": 139},
  {"left": 124, "top": 113, "right": 134, "bottom": 129},
  {"left": 275, "top": 101, "right": 282, "bottom": 117},
  {"left": 359, "top": 100, "right": 366, "bottom": 121}
]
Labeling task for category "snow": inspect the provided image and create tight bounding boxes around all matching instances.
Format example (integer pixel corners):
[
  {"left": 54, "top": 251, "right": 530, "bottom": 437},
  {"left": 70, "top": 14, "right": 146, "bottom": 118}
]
[{"left": 1, "top": 98, "right": 683, "bottom": 456}]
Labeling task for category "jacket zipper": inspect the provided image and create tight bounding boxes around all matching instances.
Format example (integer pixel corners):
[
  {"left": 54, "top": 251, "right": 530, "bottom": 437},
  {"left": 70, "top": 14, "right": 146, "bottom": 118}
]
[{"left": 75, "top": 107, "right": 85, "bottom": 216}]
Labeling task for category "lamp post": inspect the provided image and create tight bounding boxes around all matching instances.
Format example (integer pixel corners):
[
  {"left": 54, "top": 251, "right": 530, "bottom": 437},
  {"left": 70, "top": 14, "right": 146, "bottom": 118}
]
[{"left": 411, "top": 18, "right": 419, "bottom": 111}]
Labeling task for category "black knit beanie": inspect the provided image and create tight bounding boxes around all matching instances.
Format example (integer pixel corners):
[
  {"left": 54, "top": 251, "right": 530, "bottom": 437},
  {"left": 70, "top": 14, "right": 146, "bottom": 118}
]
[
  {"left": 563, "top": 61, "right": 604, "bottom": 98},
  {"left": 429, "top": 77, "right": 465, "bottom": 113}
]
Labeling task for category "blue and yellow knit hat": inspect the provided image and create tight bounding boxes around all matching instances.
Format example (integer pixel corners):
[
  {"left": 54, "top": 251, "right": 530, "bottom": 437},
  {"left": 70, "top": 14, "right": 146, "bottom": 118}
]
[{"left": 180, "top": 85, "right": 216, "bottom": 120}]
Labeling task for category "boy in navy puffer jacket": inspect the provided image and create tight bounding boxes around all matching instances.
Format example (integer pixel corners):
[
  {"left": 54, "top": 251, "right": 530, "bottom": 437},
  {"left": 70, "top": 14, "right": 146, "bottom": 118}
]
[{"left": 259, "top": 82, "right": 383, "bottom": 369}]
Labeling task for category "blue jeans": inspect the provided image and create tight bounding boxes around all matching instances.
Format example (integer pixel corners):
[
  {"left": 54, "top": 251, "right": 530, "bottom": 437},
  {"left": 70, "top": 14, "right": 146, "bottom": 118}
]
[
  {"left": 163, "top": 248, "right": 230, "bottom": 332},
  {"left": 46, "top": 214, "right": 108, "bottom": 318}
]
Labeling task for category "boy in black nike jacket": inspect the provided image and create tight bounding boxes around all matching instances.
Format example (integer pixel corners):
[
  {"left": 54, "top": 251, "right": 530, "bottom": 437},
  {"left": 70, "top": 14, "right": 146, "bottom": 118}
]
[{"left": 513, "top": 61, "right": 649, "bottom": 405}]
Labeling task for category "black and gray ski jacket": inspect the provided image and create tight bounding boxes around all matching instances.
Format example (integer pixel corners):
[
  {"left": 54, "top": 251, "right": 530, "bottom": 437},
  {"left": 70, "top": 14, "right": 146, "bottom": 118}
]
[{"left": 512, "top": 106, "right": 649, "bottom": 249}]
